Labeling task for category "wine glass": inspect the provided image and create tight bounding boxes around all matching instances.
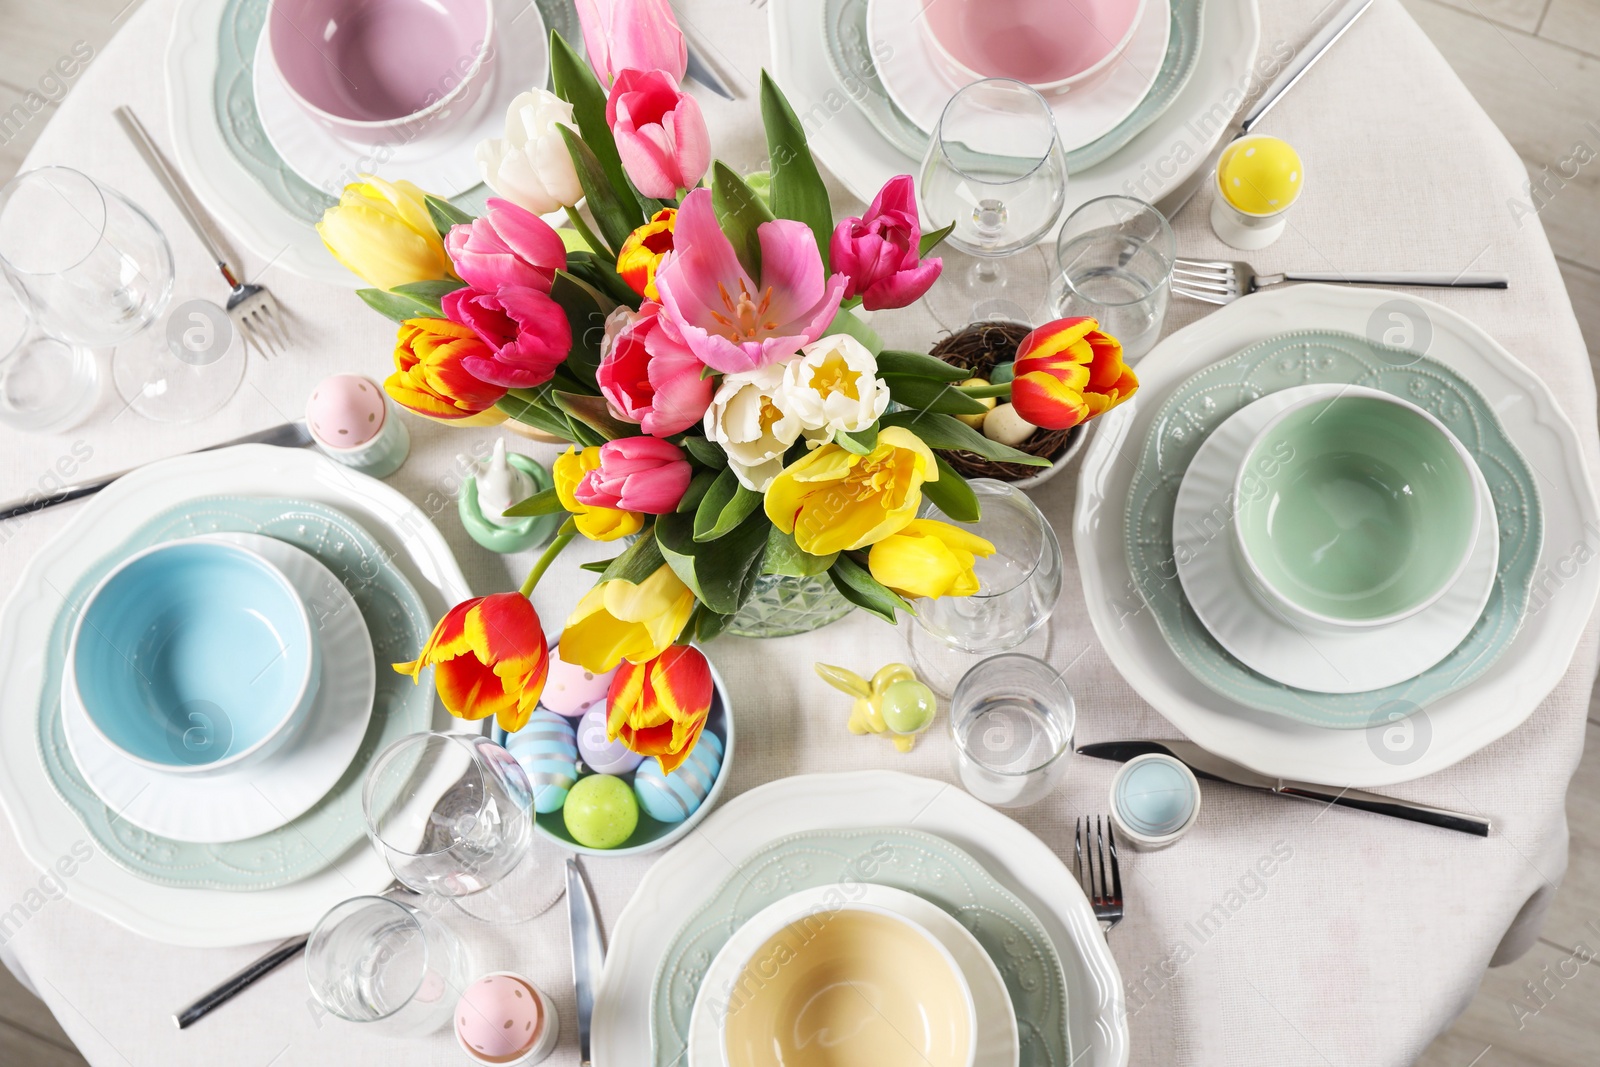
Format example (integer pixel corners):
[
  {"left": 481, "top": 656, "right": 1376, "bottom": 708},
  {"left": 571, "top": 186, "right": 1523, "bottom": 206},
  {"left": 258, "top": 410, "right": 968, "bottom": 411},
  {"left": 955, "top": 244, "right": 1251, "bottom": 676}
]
[
  {"left": 918, "top": 78, "right": 1069, "bottom": 325},
  {"left": 362, "top": 732, "right": 565, "bottom": 925}
]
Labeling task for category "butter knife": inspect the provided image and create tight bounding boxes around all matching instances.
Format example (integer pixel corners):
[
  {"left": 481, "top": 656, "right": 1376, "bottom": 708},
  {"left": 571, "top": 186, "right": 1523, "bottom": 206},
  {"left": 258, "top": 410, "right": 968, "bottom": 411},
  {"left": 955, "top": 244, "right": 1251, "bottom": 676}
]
[
  {"left": 567, "top": 856, "right": 604, "bottom": 1067},
  {"left": 0, "top": 421, "right": 314, "bottom": 521},
  {"left": 1078, "top": 740, "right": 1491, "bottom": 837}
]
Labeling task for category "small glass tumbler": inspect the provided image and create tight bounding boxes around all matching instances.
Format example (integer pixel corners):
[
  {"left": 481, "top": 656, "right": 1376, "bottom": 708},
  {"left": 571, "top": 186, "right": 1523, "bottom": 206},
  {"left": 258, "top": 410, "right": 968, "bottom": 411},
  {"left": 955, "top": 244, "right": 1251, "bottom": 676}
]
[
  {"left": 1052, "top": 195, "right": 1174, "bottom": 360},
  {"left": 0, "top": 279, "right": 98, "bottom": 433},
  {"left": 305, "top": 894, "right": 472, "bottom": 1035},
  {"left": 948, "top": 654, "right": 1075, "bottom": 808}
]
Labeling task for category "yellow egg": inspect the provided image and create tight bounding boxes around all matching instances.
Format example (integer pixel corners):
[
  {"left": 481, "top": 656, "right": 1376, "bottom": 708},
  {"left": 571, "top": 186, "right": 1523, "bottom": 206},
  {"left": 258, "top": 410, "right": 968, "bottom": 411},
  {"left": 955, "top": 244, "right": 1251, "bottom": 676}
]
[
  {"left": 1217, "top": 135, "right": 1304, "bottom": 216},
  {"left": 954, "top": 378, "right": 996, "bottom": 429}
]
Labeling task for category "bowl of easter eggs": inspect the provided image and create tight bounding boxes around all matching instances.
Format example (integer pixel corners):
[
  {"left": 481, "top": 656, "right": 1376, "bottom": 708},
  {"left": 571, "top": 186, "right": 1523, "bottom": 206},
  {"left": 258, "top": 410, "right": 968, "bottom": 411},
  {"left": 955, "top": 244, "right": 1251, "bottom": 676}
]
[{"left": 493, "top": 644, "right": 734, "bottom": 857}]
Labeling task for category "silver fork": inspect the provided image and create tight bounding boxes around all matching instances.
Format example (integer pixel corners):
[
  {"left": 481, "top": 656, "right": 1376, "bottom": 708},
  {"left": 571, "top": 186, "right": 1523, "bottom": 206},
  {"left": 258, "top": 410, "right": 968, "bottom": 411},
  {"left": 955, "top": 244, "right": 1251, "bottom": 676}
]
[
  {"left": 114, "top": 106, "right": 290, "bottom": 359},
  {"left": 1171, "top": 257, "right": 1509, "bottom": 305},
  {"left": 1075, "top": 816, "right": 1123, "bottom": 934}
]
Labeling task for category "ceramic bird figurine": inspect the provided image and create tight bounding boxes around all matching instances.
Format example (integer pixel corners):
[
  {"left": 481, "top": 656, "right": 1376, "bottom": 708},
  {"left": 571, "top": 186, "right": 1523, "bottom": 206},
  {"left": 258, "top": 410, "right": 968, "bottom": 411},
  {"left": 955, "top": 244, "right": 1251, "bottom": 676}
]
[{"left": 814, "top": 662, "right": 938, "bottom": 752}]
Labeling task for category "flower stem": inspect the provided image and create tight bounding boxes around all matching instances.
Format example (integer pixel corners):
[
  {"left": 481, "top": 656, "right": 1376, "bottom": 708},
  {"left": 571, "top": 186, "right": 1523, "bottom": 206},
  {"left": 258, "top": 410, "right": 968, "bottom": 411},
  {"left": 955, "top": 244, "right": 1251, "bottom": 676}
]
[
  {"left": 521, "top": 517, "right": 579, "bottom": 597},
  {"left": 564, "top": 207, "right": 610, "bottom": 260}
]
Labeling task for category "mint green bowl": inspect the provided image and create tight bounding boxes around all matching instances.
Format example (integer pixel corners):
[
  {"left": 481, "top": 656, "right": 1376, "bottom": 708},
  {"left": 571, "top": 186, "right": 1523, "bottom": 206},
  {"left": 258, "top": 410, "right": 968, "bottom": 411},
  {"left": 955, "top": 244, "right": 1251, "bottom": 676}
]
[{"left": 1232, "top": 391, "right": 1481, "bottom": 628}]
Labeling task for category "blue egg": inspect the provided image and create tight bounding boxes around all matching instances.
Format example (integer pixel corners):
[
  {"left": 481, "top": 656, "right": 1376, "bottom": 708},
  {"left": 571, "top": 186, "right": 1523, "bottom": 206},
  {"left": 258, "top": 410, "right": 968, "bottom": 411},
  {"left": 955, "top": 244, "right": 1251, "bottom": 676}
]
[
  {"left": 506, "top": 710, "right": 579, "bottom": 814},
  {"left": 633, "top": 732, "right": 723, "bottom": 823}
]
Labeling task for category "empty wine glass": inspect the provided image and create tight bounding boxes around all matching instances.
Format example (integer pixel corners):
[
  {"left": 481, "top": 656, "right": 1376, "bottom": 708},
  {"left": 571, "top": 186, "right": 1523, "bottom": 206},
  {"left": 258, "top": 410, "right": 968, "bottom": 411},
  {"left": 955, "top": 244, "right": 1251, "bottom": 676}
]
[
  {"left": 1052, "top": 195, "right": 1175, "bottom": 359},
  {"left": 918, "top": 78, "right": 1068, "bottom": 324},
  {"left": 362, "top": 732, "right": 564, "bottom": 925}
]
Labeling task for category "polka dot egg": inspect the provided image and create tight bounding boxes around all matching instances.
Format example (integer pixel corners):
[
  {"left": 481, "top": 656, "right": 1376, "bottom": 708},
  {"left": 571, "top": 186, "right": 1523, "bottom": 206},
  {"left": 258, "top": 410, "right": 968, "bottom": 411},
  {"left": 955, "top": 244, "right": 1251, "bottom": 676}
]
[
  {"left": 634, "top": 731, "right": 724, "bottom": 823},
  {"left": 505, "top": 711, "right": 578, "bottom": 814},
  {"left": 455, "top": 973, "right": 546, "bottom": 1063},
  {"left": 306, "top": 374, "right": 386, "bottom": 450},
  {"left": 576, "top": 706, "right": 643, "bottom": 775},
  {"left": 539, "top": 648, "right": 614, "bottom": 718},
  {"left": 1217, "top": 135, "right": 1304, "bottom": 215}
]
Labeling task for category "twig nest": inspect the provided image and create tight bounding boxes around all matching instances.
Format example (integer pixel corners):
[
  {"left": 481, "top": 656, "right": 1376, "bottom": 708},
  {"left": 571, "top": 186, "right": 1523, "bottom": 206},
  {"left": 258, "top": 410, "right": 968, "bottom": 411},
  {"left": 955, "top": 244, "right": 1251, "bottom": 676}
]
[{"left": 983, "top": 403, "right": 1038, "bottom": 447}]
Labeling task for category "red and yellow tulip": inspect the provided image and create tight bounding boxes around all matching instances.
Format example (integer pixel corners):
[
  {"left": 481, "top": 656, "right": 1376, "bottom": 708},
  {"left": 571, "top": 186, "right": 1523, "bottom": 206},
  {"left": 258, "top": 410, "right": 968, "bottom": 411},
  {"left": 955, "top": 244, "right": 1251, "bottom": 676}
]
[
  {"left": 616, "top": 207, "right": 676, "bottom": 300},
  {"left": 606, "top": 644, "right": 713, "bottom": 773},
  {"left": 1010, "top": 317, "right": 1138, "bottom": 431},
  {"left": 393, "top": 593, "right": 550, "bottom": 733},
  {"left": 385, "top": 317, "right": 508, "bottom": 422}
]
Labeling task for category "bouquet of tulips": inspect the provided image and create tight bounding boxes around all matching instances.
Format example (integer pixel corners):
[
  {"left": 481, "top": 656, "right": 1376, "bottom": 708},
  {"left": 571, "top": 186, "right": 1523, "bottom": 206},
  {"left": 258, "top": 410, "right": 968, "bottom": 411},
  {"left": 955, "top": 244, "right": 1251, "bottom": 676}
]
[{"left": 321, "top": 0, "right": 1138, "bottom": 769}]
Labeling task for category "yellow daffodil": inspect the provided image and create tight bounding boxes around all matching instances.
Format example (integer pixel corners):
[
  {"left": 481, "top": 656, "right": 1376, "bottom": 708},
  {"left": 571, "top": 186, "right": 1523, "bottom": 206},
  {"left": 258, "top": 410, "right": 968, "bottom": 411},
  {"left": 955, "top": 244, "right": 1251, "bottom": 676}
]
[
  {"left": 867, "top": 519, "right": 995, "bottom": 599},
  {"left": 560, "top": 563, "right": 697, "bottom": 673},
  {"left": 316, "top": 175, "right": 454, "bottom": 291},
  {"left": 553, "top": 446, "right": 645, "bottom": 542},
  {"left": 764, "top": 425, "right": 936, "bottom": 556}
]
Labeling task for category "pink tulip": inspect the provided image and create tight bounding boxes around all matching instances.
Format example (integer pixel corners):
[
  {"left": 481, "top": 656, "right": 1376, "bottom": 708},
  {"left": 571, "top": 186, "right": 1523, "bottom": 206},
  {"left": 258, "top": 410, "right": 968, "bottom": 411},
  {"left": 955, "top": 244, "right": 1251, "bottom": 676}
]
[
  {"left": 575, "top": 436, "right": 692, "bottom": 514},
  {"left": 574, "top": 0, "right": 688, "bottom": 85},
  {"left": 598, "top": 302, "right": 714, "bottom": 437},
  {"left": 606, "top": 69, "right": 710, "bottom": 200},
  {"left": 444, "top": 286, "right": 573, "bottom": 389},
  {"left": 830, "top": 175, "right": 942, "bottom": 311},
  {"left": 653, "top": 189, "right": 847, "bottom": 375},
  {"left": 445, "top": 199, "right": 567, "bottom": 293}
]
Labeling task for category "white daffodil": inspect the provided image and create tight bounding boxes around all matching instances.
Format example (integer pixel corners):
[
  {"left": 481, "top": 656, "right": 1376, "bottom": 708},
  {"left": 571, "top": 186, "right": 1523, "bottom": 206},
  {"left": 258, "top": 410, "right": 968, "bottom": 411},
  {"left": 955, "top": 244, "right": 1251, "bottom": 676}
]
[
  {"left": 475, "top": 89, "right": 583, "bottom": 215},
  {"left": 780, "top": 333, "right": 890, "bottom": 445},
  {"left": 704, "top": 364, "right": 804, "bottom": 492}
]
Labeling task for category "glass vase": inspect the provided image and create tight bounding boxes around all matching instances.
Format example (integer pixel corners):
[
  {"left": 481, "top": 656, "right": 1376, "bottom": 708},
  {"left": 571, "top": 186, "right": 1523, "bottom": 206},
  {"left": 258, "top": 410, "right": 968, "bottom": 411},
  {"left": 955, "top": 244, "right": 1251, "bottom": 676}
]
[{"left": 725, "top": 573, "right": 854, "bottom": 639}]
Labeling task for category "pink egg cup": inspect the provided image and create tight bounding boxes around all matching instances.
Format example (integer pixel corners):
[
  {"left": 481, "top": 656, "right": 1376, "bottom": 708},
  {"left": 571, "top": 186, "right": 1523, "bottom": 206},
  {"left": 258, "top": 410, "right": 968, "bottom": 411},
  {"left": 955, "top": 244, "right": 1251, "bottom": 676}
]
[
  {"left": 918, "top": 0, "right": 1148, "bottom": 96},
  {"left": 267, "top": 0, "right": 496, "bottom": 146}
]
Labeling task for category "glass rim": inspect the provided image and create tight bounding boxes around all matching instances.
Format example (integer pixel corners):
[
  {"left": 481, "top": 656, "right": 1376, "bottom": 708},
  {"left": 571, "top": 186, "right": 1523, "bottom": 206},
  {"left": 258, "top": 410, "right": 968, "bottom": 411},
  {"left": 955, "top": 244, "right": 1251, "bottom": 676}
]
[
  {"left": 948, "top": 654, "right": 1075, "bottom": 776},
  {"left": 0, "top": 166, "right": 109, "bottom": 278},
  {"left": 1057, "top": 194, "right": 1176, "bottom": 308},
  {"left": 362, "top": 731, "right": 489, "bottom": 859},
  {"left": 307, "top": 895, "right": 429, "bottom": 1023},
  {"left": 930, "top": 78, "right": 1063, "bottom": 188}
]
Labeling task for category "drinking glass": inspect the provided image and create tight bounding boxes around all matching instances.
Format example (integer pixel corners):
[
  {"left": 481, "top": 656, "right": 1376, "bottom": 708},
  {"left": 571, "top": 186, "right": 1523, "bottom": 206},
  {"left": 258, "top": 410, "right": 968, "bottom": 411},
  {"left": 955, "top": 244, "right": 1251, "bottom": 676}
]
[
  {"left": 948, "top": 654, "right": 1075, "bottom": 809},
  {"left": 305, "top": 894, "right": 471, "bottom": 1035},
  {"left": 0, "top": 279, "right": 98, "bottom": 433},
  {"left": 918, "top": 78, "right": 1068, "bottom": 324},
  {"left": 1052, "top": 195, "right": 1174, "bottom": 359},
  {"left": 363, "top": 732, "right": 564, "bottom": 924}
]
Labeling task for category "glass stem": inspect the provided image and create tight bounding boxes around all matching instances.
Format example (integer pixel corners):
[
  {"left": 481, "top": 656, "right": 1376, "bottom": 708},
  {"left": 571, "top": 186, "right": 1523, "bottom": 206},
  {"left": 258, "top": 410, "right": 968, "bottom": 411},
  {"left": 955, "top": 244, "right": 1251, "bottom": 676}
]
[{"left": 969, "top": 257, "right": 1004, "bottom": 289}]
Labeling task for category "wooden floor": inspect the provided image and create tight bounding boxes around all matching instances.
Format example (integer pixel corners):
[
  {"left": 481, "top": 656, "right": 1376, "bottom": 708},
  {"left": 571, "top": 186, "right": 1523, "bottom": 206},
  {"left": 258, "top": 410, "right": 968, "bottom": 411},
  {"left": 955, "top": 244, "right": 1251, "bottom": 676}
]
[{"left": 0, "top": 0, "right": 1597, "bottom": 1062}]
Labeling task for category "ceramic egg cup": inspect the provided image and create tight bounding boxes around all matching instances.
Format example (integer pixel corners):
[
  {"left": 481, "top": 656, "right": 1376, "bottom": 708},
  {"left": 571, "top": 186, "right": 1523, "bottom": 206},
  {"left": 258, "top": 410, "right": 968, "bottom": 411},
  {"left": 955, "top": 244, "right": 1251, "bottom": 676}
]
[{"left": 458, "top": 453, "right": 562, "bottom": 554}]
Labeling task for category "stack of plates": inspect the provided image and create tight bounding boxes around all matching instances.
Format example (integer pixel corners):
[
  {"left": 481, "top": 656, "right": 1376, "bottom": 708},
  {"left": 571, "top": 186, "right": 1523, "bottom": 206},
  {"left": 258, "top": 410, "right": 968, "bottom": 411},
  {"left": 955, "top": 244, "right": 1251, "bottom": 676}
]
[{"left": 0, "top": 445, "right": 470, "bottom": 946}]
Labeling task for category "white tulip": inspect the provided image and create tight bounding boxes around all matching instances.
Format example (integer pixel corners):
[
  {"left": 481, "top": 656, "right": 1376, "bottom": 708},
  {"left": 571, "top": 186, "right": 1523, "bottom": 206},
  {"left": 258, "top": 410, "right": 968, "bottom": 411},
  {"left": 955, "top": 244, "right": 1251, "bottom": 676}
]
[
  {"left": 475, "top": 89, "right": 583, "bottom": 215},
  {"left": 704, "top": 364, "right": 804, "bottom": 492},
  {"left": 781, "top": 334, "right": 890, "bottom": 444}
]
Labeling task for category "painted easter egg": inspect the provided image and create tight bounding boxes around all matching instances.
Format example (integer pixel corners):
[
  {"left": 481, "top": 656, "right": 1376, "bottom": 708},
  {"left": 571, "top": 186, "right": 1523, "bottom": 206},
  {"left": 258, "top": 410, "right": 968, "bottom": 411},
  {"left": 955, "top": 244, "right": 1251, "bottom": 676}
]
[
  {"left": 576, "top": 706, "right": 643, "bottom": 775},
  {"left": 455, "top": 973, "right": 544, "bottom": 1062},
  {"left": 633, "top": 732, "right": 724, "bottom": 824},
  {"left": 540, "top": 648, "right": 615, "bottom": 718},
  {"left": 505, "top": 711, "right": 578, "bottom": 814},
  {"left": 563, "top": 774, "right": 639, "bottom": 849},
  {"left": 306, "top": 374, "right": 385, "bottom": 450},
  {"left": 1217, "top": 135, "right": 1304, "bottom": 215}
]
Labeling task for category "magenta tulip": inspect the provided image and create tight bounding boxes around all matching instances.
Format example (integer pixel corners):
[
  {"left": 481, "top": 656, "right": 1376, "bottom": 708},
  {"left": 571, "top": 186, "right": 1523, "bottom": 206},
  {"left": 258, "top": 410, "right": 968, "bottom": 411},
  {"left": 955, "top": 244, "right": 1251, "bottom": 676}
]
[
  {"left": 445, "top": 199, "right": 567, "bottom": 293},
  {"left": 598, "top": 302, "right": 714, "bottom": 437},
  {"left": 444, "top": 286, "right": 572, "bottom": 389},
  {"left": 653, "top": 189, "right": 847, "bottom": 375},
  {"left": 606, "top": 69, "right": 710, "bottom": 200},
  {"left": 574, "top": 0, "right": 687, "bottom": 85},
  {"left": 830, "top": 175, "right": 942, "bottom": 311},
  {"left": 574, "top": 436, "right": 692, "bottom": 515}
]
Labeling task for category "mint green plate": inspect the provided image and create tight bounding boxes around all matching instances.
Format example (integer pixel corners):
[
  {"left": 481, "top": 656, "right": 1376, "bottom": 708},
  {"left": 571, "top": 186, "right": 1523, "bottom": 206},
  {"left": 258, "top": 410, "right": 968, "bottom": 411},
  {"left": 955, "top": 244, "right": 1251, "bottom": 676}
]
[
  {"left": 37, "top": 496, "right": 433, "bottom": 890},
  {"left": 1124, "top": 331, "right": 1542, "bottom": 727},
  {"left": 651, "top": 828, "right": 1072, "bottom": 1067}
]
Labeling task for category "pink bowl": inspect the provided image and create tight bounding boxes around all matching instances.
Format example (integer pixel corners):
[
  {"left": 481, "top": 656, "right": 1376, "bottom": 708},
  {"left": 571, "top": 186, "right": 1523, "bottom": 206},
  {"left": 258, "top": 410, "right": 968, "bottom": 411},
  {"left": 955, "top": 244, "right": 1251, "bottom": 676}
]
[
  {"left": 920, "top": 0, "right": 1147, "bottom": 95},
  {"left": 267, "top": 0, "right": 495, "bottom": 145}
]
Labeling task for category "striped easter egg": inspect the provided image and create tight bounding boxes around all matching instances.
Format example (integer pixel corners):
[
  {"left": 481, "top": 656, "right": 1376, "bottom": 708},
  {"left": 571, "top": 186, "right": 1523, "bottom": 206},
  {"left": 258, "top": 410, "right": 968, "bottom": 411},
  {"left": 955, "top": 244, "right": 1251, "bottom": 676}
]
[
  {"left": 633, "top": 731, "right": 724, "bottom": 823},
  {"left": 505, "top": 710, "right": 579, "bottom": 814}
]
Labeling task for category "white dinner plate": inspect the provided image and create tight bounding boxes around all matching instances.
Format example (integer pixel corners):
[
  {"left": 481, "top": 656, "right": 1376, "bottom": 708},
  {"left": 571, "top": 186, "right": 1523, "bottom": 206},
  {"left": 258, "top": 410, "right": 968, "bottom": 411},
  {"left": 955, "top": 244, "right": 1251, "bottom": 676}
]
[
  {"left": 0, "top": 445, "right": 468, "bottom": 947},
  {"left": 1075, "top": 285, "right": 1600, "bottom": 786},
  {"left": 869, "top": 0, "right": 1168, "bottom": 152},
  {"left": 686, "top": 884, "right": 1020, "bottom": 1067},
  {"left": 1173, "top": 384, "right": 1499, "bottom": 694},
  {"left": 593, "top": 770, "right": 1129, "bottom": 1067},
  {"left": 61, "top": 533, "right": 377, "bottom": 845}
]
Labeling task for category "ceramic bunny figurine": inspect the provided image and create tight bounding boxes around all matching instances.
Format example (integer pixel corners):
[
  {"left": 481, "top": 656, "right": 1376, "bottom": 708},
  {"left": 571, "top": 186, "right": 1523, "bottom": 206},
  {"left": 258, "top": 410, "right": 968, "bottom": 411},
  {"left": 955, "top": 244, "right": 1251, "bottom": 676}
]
[{"left": 814, "top": 662, "right": 937, "bottom": 752}]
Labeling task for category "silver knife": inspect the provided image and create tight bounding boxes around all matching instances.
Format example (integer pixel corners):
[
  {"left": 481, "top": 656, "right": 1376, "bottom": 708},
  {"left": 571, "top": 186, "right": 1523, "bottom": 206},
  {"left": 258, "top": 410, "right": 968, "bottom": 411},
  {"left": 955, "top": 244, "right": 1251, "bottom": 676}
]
[
  {"left": 1156, "top": 0, "right": 1375, "bottom": 219},
  {"left": 685, "top": 41, "right": 734, "bottom": 100},
  {"left": 567, "top": 856, "right": 604, "bottom": 1067},
  {"left": 1078, "top": 739, "right": 1491, "bottom": 837},
  {"left": 0, "top": 421, "right": 314, "bottom": 521}
]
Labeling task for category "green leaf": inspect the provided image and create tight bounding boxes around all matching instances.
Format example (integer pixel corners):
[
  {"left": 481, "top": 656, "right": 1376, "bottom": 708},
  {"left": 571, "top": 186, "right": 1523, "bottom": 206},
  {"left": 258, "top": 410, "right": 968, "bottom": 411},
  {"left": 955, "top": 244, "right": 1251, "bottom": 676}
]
[
  {"left": 959, "top": 381, "right": 1012, "bottom": 399},
  {"left": 391, "top": 279, "right": 467, "bottom": 308},
  {"left": 762, "top": 525, "right": 837, "bottom": 577},
  {"left": 565, "top": 251, "right": 639, "bottom": 307},
  {"left": 677, "top": 468, "right": 719, "bottom": 513},
  {"left": 682, "top": 435, "right": 729, "bottom": 469},
  {"left": 424, "top": 194, "right": 474, "bottom": 239},
  {"left": 357, "top": 287, "right": 447, "bottom": 323},
  {"left": 503, "top": 486, "right": 564, "bottom": 517},
  {"left": 549, "top": 32, "right": 641, "bottom": 223},
  {"left": 883, "top": 375, "right": 988, "bottom": 415},
  {"left": 828, "top": 554, "right": 913, "bottom": 625},
  {"left": 694, "top": 468, "right": 763, "bottom": 542},
  {"left": 656, "top": 510, "right": 771, "bottom": 615},
  {"left": 548, "top": 269, "right": 614, "bottom": 388},
  {"left": 823, "top": 308, "right": 883, "bottom": 354},
  {"left": 919, "top": 221, "right": 955, "bottom": 258},
  {"left": 923, "top": 456, "right": 981, "bottom": 522},
  {"left": 876, "top": 349, "right": 967, "bottom": 382},
  {"left": 834, "top": 423, "right": 878, "bottom": 455},
  {"left": 557, "top": 127, "right": 640, "bottom": 257},
  {"left": 553, "top": 390, "right": 635, "bottom": 441},
  {"left": 760, "top": 71, "right": 833, "bottom": 268},
  {"left": 880, "top": 410, "right": 1050, "bottom": 466},
  {"left": 694, "top": 603, "right": 733, "bottom": 643},
  {"left": 580, "top": 559, "right": 615, "bottom": 574},
  {"left": 598, "top": 527, "right": 666, "bottom": 585},
  {"left": 495, "top": 392, "right": 574, "bottom": 441},
  {"left": 712, "top": 162, "right": 777, "bottom": 281}
]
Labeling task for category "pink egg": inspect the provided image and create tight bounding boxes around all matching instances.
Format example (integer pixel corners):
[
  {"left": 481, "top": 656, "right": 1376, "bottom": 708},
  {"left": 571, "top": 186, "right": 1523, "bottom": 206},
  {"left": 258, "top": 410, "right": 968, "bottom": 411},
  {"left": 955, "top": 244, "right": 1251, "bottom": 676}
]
[
  {"left": 577, "top": 706, "right": 643, "bottom": 775},
  {"left": 456, "top": 974, "right": 543, "bottom": 1061},
  {"left": 307, "top": 374, "right": 386, "bottom": 449},
  {"left": 540, "top": 647, "right": 614, "bottom": 718}
]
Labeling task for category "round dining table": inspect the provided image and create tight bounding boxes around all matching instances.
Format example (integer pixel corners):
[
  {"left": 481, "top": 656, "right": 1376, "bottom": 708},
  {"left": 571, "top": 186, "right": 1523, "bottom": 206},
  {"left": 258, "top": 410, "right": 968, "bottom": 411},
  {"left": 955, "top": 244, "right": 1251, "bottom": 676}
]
[{"left": 0, "top": 0, "right": 1595, "bottom": 1063}]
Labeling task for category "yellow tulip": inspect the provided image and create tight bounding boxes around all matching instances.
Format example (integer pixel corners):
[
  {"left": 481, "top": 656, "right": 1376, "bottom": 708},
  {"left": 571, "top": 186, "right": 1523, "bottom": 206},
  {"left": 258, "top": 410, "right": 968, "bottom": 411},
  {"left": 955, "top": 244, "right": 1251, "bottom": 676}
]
[
  {"left": 553, "top": 446, "right": 644, "bottom": 542},
  {"left": 764, "top": 426, "right": 937, "bottom": 556},
  {"left": 560, "top": 564, "right": 697, "bottom": 673},
  {"left": 316, "top": 175, "right": 455, "bottom": 290},
  {"left": 868, "top": 519, "right": 995, "bottom": 599}
]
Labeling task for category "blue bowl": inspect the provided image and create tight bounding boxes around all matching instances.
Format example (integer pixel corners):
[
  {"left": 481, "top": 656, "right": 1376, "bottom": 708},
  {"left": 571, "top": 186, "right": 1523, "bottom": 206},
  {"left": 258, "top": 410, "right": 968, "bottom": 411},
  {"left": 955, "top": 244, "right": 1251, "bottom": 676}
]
[{"left": 70, "top": 540, "right": 320, "bottom": 774}]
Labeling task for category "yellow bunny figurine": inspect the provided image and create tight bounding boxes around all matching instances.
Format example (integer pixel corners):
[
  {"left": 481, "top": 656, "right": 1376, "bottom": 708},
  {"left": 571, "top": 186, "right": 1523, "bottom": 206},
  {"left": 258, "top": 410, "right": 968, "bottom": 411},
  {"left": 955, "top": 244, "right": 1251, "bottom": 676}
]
[{"left": 814, "top": 662, "right": 937, "bottom": 752}]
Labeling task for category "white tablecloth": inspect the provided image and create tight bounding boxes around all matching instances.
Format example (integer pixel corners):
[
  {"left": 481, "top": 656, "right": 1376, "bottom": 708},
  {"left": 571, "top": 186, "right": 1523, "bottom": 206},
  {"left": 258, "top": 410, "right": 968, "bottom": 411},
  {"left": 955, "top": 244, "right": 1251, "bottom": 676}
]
[{"left": 1, "top": 0, "right": 1595, "bottom": 1063}]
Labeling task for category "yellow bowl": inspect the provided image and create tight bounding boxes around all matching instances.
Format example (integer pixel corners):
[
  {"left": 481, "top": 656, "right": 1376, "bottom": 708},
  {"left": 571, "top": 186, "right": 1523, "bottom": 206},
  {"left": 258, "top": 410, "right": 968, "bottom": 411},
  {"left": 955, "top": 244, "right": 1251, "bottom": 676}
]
[{"left": 723, "top": 904, "right": 976, "bottom": 1067}]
